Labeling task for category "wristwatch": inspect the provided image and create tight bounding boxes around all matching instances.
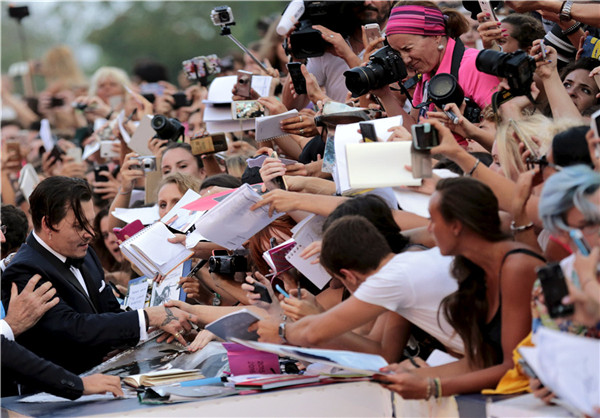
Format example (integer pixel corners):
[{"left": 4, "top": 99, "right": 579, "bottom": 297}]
[
  {"left": 278, "top": 322, "right": 287, "bottom": 343},
  {"left": 559, "top": 0, "right": 574, "bottom": 22}
]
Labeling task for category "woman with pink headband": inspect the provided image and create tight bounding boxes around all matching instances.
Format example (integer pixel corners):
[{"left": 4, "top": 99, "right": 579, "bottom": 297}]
[{"left": 375, "top": 1, "right": 500, "bottom": 145}]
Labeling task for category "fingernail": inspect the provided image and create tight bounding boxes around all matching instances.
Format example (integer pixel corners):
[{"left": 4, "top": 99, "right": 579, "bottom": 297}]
[
  {"left": 503, "top": 34, "right": 509, "bottom": 37},
  {"left": 501, "top": 28, "right": 507, "bottom": 32}
]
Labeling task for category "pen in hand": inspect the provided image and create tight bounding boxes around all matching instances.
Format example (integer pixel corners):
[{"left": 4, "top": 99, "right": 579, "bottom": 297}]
[
  {"left": 177, "top": 259, "right": 207, "bottom": 290},
  {"left": 275, "top": 284, "right": 290, "bottom": 298}
]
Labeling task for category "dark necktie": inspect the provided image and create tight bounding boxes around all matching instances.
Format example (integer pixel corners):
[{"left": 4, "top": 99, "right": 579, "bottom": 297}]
[{"left": 65, "top": 257, "right": 85, "bottom": 269}]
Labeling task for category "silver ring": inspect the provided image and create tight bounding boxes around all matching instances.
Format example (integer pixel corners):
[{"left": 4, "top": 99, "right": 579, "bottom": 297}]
[
  {"left": 299, "top": 116, "right": 303, "bottom": 122},
  {"left": 330, "top": 35, "right": 334, "bottom": 39},
  {"left": 174, "top": 332, "right": 180, "bottom": 338},
  {"left": 300, "top": 128, "right": 305, "bottom": 135}
]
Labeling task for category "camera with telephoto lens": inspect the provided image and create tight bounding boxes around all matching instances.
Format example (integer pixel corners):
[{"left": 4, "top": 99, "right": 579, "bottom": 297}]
[
  {"left": 476, "top": 49, "right": 536, "bottom": 97},
  {"left": 208, "top": 251, "right": 248, "bottom": 275},
  {"left": 286, "top": 1, "right": 357, "bottom": 59},
  {"left": 211, "top": 6, "right": 234, "bottom": 26},
  {"left": 344, "top": 45, "right": 408, "bottom": 97},
  {"left": 131, "top": 156, "right": 157, "bottom": 173},
  {"left": 151, "top": 115, "right": 184, "bottom": 141},
  {"left": 427, "top": 73, "right": 480, "bottom": 124}
]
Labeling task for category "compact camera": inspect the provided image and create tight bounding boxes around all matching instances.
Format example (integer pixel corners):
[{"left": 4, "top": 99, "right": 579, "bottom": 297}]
[
  {"left": 151, "top": 115, "right": 184, "bottom": 141},
  {"left": 208, "top": 250, "right": 248, "bottom": 275},
  {"left": 476, "top": 49, "right": 536, "bottom": 97},
  {"left": 344, "top": 45, "right": 407, "bottom": 97},
  {"left": 211, "top": 6, "right": 234, "bottom": 26},
  {"left": 131, "top": 156, "right": 157, "bottom": 173}
]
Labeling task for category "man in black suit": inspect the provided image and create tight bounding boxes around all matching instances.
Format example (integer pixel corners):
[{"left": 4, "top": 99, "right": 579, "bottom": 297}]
[
  {"left": 0, "top": 225, "right": 122, "bottom": 399},
  {"left": 1, "top": 176, "right": 197, "bottom": 376}
]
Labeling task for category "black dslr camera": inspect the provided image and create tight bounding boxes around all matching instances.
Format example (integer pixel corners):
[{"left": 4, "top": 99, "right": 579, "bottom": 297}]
[
  {"left": 208, "top": 250, "right": 248, "bottom": 275},
  {"left": 427, "top": 73, "right": 481, "bottom": 124},
  {"left": 151, "top": 115, "right": 184, "bottom": 141},
  {"left": 287, "top": 1, "right": 357, "bottom": 59},
  {"left": 476, "top": 49, "right": 536, "bottom": 98},
  {"left": 344, "top": 45, "right": 408, "bottom": 97}
]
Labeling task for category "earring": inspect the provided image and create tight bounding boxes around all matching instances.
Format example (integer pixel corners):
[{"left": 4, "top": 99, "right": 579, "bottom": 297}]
[{"left": 437, "top": 44, "right": 444, "bottom": 51}]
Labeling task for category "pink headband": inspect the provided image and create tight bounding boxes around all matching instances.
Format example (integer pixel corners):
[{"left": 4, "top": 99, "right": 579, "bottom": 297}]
[{"left": 386, "top": 5, "right": 446, "bottom": 37}]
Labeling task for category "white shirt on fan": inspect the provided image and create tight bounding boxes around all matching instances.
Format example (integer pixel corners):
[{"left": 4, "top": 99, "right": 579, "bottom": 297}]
[{"left": 353, "top": 247, "right": 464, "bottom": 354}]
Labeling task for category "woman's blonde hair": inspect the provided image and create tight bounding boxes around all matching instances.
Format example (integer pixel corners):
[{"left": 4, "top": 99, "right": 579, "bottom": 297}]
[
  {"left": 157, "top": 172, "right": 202, "bottom": 199},
  {"left": 495, "top": 115, "right": 585, "bottom": 179},
  {"left": 88, "top": 66, "right": 130, "bottom": 97},
  {"left": 42, "top": 45, "right": 87, "bottom": 90}
]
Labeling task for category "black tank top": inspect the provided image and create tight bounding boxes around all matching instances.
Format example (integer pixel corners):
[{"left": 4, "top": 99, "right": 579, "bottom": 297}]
[{"left": 483, "top": 248, "right": 545, "bottom": 364}]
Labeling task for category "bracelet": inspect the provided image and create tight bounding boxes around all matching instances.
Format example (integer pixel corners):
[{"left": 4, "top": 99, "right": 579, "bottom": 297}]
[
  {"left": 510, "top": 220, "right": 534, "bottom": 233},
  {"left": 425, "top": 377, "right": 433, "bottom": 400},
  {"left": 433, "top": 377, "right": 442, "bottom": 399},
  {"left": 118, "top": 187, "right": 132, "bottom": 195},
  {"left": 561, "top": 21, "right": 582, "bottom": 36},
  {"left": 465, "top": 158, "right": 480, "bottom": 177}
]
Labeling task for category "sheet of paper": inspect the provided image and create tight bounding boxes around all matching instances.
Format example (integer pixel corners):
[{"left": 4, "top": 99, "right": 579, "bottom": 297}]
[
  {"left": 82, "top": 140, "right": 101, "bottom": 161},
  {"left": 204, "top": 104, "right": 235, "bottom": 122},
  {"left": 426, "top": 349, "right": 459, "bottom": 367},
  {"left": 150, "top": 261, "right": 188, "bottom": 306},
  {"left": 160, "top": 189, "right": 204, "bottom": 233},
  {"left": 19, "top": 392, "right": 126, "bottom": 403},
  {"left": 117, "top": 109, "right": 132, "bottom": 144},
  {"left": 124, "top": 276, "right": 151, "bottom": 310},
  {"left": 128, "top": 115, "right": 154, "bottom": 155},
  {"left": 204, "top": 75, "right": 273, "bottom": 104},
  {"left": 39, "top": 119, "right": 54, "bottom": 152},
  {"left": 112, "top": 206, "right": 159, "bottom": 225},
  {"left": 194, "top": 184, "right": 283, "bottom": 250},
  {"left": 334, "top": 116, "right": 403, "bottom": 194},
  {"left": 254, "top": 110, "right": 298, "bottom": 142},
  {"left": 206, "top": 119, "right": 254, "bottom": 134},
  {"left": 533, "top": 327, "right": 600, "bottom": 416},
  {"left": 392, "top": 169, "right": 458, "bottom": 218},
  {"left": 346, "top": 142, "right": 421, "bottom": 188}
]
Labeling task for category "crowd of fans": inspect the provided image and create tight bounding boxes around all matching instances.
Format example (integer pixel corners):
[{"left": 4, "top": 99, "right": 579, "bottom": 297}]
[{"left": 1, "top": 0, "right": 599, "bottom": 408}]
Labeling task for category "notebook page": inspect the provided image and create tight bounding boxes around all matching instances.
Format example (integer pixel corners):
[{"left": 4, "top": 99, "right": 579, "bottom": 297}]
[
  {"left": 345, "top": 142, "right": 421, "bottom": 188},
  {"left": 194, "top": 184, "right": 283, "bottom": 250},
  {"left": 254, "top": 110, "right": 298, "bottom": 142}
]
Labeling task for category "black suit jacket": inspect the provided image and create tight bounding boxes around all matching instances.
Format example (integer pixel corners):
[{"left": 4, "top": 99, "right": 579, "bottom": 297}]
[
  {"left": 1, "top": 335, "right": 83, "bottom": 400},
  {"left": 1, "top": 233, "right": 140, "bottom": 374}
]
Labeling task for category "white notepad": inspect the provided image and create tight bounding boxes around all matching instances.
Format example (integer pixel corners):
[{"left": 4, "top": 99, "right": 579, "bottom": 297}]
[
  {"left": 345, "top": 141, "right": 422, "bottom": 188},
  {"left": 120, "top": 222, "right": 193, "bottom": 277},
  {"left": 254, "top": 110, "right": 298, "bottom": 142}
]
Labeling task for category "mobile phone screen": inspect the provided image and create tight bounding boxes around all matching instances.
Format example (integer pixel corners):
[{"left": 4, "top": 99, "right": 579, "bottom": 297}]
[
  {"left": 536, "top": 263, "right": 574, "bottom": 318},
  {"left": 287, "top": 63, "right": 307, "bottom": 95}
]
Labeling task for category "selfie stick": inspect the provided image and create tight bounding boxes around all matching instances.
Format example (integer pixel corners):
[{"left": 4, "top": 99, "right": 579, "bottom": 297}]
[{"left": 219, "top": 25, "right": 269, "bottom": 73}]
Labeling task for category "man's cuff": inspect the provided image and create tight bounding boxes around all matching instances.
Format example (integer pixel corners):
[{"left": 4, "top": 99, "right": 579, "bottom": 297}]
[
  {"left": 137, "top": 310, "right": 148, "bottom": 341},
  {"left": 0, "top": 319, "right": 15, "bottom": 341}
]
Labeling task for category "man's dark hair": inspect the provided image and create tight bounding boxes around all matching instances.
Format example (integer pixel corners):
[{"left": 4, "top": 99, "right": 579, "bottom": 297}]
[
  {"left": 1, "top": 204, "right": 28, "bottom": 258},
  {"left": 323, "top": 194, "right": 410, "bottom": 253},
  {"left": 320, "top": 215, "right": 391, "bottom": 276},
  {"left": 29, "top": 176, "right": 94, "bottom": 236},
  {"left": 133, "top": 59, "right": 169, "bottom": 83},
  {"left": 201, "top": 173, "right": 242, "bottom": 190}
]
